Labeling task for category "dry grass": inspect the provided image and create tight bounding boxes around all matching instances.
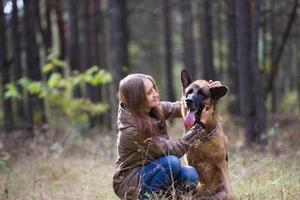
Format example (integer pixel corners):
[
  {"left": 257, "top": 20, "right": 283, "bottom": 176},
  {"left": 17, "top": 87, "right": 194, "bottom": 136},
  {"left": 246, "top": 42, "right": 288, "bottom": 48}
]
[
  {"left": 0, "top": 113, "right": 300, "bottom": 200},
  {"left": 0, "top": 156, "right": 117, "bottom": 200}
]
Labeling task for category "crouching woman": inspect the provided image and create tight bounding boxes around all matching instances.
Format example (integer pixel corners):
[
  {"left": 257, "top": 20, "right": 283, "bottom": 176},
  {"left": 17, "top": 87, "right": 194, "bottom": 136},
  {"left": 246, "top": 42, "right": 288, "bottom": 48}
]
[{"left": 112, "top": 74, "right": 213, "bottom": 199}]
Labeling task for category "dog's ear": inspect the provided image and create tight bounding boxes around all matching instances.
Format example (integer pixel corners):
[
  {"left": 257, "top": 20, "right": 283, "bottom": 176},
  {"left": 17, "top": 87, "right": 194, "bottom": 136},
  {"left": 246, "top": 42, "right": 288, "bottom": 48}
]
[
  {"left": 210, "top": 85, "right": 228, "bottom": 100},
  {"left": 181, "top": 69, "right": 193, "bottom": 89}
]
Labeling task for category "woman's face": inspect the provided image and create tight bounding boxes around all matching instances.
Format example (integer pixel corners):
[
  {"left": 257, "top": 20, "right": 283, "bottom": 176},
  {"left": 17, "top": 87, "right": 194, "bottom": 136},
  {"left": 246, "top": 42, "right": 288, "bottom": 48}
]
[{"left": 143, "top": 78, "right": 159, "bottom": 111}]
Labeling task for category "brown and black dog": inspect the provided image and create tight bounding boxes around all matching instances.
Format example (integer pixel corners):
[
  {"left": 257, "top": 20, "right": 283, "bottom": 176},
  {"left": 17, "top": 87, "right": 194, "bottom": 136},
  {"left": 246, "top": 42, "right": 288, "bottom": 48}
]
[{"left": 181, "top": 69, "right": 234, "bottom": 200}]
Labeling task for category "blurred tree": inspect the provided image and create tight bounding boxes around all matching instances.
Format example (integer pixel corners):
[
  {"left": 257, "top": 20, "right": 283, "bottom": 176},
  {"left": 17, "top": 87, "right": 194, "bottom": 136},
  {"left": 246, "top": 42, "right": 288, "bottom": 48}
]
[
  {"left": 266, "top": 0, "right": 299, "bottom": 95},
  {"left": 109, "top": 0, "right": 129, "bottom": 129},
  {"left": 81, "top": 0, "right": 93, "bottom": 95},
  {"left": 215, "top": 1, "right": 225, "bottom": 79},
  {"left": 11, "top": 0, "right": 25, "bottom": 123},
  {"left": 89, "top": 0, "right": 102, "bottom": 67},
  {"left": 225, "top": 0, "right": 240, "bottom": 115},
  {"left": 180, "top": 0, "right": 196, "bottom": 75},
  {"left": 297, "top": 45, "right": 300, "bottom": 112},
  {"left": 200, "top": 0, "right": 215, "bottom": 80},
  {"left": 268, "top": 0, "right": 298, "bottom": 113},
  {"left": 24, "top": 0, "right": 46, "bottom": 127},
  {"left": 53, "top": 0, "right": 66, "bottom": 62},
  {"left": 235, "top": 0, "right": 256, "bottom": 146},
  {"left": 0, "top": 0, "right": 13, "bottom": 131},
  {"left": 38, "top": 0, "right": 53, "bottom": 56},
  {"left": 67, "top": 0, "right": 81, "bottom": 97},
  {"left": 163, "top": 0, "right": 175, "bottom": 102},
  {"left": 251, "top": 0, "right": 266, "bottom": 146},
  {"left": 81, "top": 0, "right": 105, "bottom": 128}
]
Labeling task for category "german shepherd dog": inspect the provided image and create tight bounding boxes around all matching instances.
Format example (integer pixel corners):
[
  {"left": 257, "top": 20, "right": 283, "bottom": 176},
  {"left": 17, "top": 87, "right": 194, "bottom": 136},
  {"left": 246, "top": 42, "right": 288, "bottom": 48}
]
[{"left": 181, "top": 69, "right": 234, "bottom": 200}]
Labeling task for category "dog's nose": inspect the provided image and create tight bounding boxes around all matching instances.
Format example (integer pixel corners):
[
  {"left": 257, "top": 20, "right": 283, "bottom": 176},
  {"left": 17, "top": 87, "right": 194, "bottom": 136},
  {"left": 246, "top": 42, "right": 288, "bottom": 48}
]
[{"left": 185, "top": 99, "right": 193, "bottom": 107}]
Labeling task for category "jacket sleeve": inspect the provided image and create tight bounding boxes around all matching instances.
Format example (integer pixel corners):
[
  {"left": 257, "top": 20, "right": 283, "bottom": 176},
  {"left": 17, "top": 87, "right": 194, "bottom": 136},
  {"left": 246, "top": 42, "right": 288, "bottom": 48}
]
[
  {"left": 119, "top": 123, "right": 206, "bottom": 160},
  {"left": 159, "top": 101, "right": 182, "bottom": 119},
  {"left": 145, "top": 124, "right": 205, "bottom": 158}
]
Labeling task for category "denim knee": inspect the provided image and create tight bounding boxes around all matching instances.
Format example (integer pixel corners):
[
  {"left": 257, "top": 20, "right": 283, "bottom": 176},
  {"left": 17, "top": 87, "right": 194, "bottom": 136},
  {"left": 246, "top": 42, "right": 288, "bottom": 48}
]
[
  {"left": 162, "top": 155, "right": 181, "bottom": 177},
  {"left": 180, "top": 166, "right": 199, "bottom": 184}
]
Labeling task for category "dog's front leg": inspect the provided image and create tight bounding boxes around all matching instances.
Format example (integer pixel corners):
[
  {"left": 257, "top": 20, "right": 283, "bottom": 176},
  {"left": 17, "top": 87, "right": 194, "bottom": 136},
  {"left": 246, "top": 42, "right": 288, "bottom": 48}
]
[{"left": 218, "top": 162, "right": 234, "bottom": 200}]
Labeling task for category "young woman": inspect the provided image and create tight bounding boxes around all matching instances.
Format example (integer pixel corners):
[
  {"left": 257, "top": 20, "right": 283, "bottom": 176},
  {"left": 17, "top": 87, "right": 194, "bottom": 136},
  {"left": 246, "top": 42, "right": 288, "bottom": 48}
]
[{"left": 112, "top": 73, "right": 216, "bottom": 199}]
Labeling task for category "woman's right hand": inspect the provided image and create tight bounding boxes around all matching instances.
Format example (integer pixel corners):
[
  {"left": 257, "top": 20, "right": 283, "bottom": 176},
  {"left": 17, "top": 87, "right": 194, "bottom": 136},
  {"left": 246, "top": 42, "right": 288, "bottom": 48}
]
[{"left": 200, "top": 105, "right": 214, "bottom": 125}]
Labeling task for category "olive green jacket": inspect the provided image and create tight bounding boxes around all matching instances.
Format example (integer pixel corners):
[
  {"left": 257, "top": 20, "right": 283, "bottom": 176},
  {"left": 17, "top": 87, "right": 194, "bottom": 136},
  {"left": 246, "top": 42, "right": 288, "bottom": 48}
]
[{"left": 112, "top": 101, "right": 205, "bottom": 199}]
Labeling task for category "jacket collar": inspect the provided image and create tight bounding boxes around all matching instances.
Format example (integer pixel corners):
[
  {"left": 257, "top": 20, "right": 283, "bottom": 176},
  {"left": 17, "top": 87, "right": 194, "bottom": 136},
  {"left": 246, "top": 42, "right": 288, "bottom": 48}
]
[{"left": 117, "top": 103, "right": 136, "bottom": 129}]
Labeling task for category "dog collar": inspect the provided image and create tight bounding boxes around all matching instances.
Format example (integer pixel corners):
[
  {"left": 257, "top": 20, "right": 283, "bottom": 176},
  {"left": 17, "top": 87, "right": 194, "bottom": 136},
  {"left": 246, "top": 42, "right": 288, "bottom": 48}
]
[{"left": 203, "top": 123, "right": 220, "bottom": 140}]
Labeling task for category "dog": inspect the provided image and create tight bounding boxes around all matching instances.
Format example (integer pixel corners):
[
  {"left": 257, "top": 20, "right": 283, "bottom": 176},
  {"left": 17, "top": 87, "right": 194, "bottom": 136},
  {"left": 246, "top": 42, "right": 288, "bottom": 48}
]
[{"left": 181, "top": 69, "right": 234, "bottom": 200}]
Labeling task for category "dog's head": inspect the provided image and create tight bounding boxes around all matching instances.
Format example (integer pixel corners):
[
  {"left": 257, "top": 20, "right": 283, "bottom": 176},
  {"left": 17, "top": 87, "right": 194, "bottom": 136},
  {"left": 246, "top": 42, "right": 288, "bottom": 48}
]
[{"left": 181, "top": 69, "right": 228, "bottom": 128}]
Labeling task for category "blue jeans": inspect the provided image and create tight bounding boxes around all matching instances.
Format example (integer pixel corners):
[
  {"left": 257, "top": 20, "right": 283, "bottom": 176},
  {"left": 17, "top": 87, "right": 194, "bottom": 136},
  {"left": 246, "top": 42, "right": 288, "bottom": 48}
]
[{"left": 139, "top": 155, "right": 199, "bottom": 198}]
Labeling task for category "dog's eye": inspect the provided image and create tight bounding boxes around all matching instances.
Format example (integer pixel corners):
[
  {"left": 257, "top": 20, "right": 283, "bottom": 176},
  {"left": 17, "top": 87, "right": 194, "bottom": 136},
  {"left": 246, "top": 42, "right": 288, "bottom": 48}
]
[
  {"left": 197, "top": 90, "right": 204, "bottom": 96},
  {"left": 197, "top": 90, "right": 210, "bottom": 99},
  {"left": 186, "top": 89, "right": 193, "bottom": 96}
]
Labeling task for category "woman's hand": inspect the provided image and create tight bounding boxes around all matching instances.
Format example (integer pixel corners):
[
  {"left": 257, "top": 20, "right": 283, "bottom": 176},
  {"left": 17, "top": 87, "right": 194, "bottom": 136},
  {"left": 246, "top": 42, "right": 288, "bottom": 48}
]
[
  {"left": 200, "top": 105, "right": 214, "bottom": 125},
  {"left": 208, "top": 80, "right": 222, "bottom": 88}
]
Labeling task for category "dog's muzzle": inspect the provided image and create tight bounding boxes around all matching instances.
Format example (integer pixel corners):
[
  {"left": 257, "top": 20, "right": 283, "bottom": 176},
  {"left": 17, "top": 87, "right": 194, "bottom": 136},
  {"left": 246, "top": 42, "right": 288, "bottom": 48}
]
[
  {"left": 185, "top": 93, "right": 205, "bottom": 112},
  {"left": 184, "top": 93, "right": 206, "bottom": 128}
]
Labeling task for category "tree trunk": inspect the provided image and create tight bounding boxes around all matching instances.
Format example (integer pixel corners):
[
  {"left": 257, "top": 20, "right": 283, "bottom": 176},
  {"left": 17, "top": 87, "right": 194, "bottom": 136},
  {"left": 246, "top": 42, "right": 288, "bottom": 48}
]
[
  {"left": 270, "top": 2, "right": 278, "bottom": 113},
  {"left": 85, "top": 0, "right": 102, "bottom": 105},
  {"left": 297, "top": 43, "right": 300, "bottom": 113},
  {"left": 163, "top": 0, "right": 175, "bottom": 102},
  {"left": 67, "top": 0, "right": 81, "bottom": 97},
  {"left": 81, "top": 1, "right": 91, "bottom": 70},
  {"left": 266, "top": 0, "right": 298, "bottom": 95},
  {"left": 180, "top": 0, "right": 196, "bottom": 76},
  {"left": 94, "top": 0, "right": 110, "bottom": 128},
  {"left": 81, "top": 0, "right": 92, "bottom": 98},
  {"left": 11, "top": 0, "right": 25, "bottom": 124},
  {"left": 235, "top": 0, "right": 256, "bottom": 146},
  {"left": 109, "top": 0, "right": 129, "bottom": 130},
  {"left": 53, "top": 0, "right": 66, "bottom": 61},
  {"left": 225, "top": 0, "right": 240, "bottom": 115},
  {"left": 200, "top": 0, "right": 215, "bottom": 80},
  {"left": 251, "top": 0, "right": 267, "bottom": 146},
  {"left": 38, "top": 0, "right": 53, "bottom": 56},
  {"left": 0, "top": 1, "right": 13, "bottom": 131},
  {"left": 215, "top": 1, "right": 225, "bottom": 79},
  {"left": 89, "top": 0, "right": 101, "bottom": 66},
  {"left": 24, "top": 0, "right": 45, "bottom": 127}
]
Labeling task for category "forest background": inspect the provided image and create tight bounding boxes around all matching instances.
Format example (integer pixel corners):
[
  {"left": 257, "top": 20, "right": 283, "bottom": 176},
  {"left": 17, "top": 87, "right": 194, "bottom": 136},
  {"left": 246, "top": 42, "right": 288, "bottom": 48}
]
[{"left": 0, "top": 0, "right": 299, "bottom": 199}]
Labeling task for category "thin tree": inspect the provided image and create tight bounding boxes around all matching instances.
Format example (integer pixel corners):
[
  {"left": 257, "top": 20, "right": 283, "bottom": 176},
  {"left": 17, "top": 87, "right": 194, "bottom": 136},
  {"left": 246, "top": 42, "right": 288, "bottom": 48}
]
[
  {"left": 109, "top": 0, "right": 129, "bottom": 129},
  {"left": 235, "top": 0, "right": 256, "bottom": 146},
  {"left": 200, "top": 0, "right": 215, "bottom": 80},
  {"left": 297, "top": 43, "right": 300, "bottom": 112},
  {"left": 266, "top": 0, "right": 299, "bottom": 95},
  {"left": 225, "top": 0, "right": 240, "bottom": 115},
  {"left": 180, "top": 0, "right": 196, "bottom": 75},
  {"left": 11, "top": 0, "right": 25, "bottom": 124},
  {"left": 24, "top": 0, "right": 46, "bottom": 127},
  {"left": 0, "top": 0, "right": 13, "bottom": 131},
  {"left": 67, "top": 0, "right": 81, "bottom": 97},
  {"left": 251, "top": 0, "right": 266, "bottom": 146},
  {"left": 53, "top": 0, "right": 66, "bottom": 61},
  {"left": 163, "top": 0, "right": 175, "bottom": 102},
  {"left": 38, "top": 0, "right": 53, "bottom": 56}
]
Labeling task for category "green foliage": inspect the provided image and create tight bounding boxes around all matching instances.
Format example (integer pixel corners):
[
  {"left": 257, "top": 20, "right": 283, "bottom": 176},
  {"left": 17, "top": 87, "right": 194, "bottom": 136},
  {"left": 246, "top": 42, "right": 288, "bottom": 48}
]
[
  {"left": 279, "top": 92, "right": 298, "bottom": 113},
  {"left": 42, "top": 58, "right": 66, "bottom": 73},
  {"left": 5, "top": 59, "right": 112, "bottom": 133},
  {"left": 0, "top": 151, "right": 10, "bottom": 169},
  {"left": 4, "top": 83, "right": 21, "bottom": 100}
]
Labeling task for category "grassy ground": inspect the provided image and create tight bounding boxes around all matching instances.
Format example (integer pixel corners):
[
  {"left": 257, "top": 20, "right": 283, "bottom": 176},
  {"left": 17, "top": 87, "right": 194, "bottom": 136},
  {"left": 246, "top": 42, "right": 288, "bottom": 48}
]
[{"left": 0, "top": 114, "right": 299, "bottom": 199}]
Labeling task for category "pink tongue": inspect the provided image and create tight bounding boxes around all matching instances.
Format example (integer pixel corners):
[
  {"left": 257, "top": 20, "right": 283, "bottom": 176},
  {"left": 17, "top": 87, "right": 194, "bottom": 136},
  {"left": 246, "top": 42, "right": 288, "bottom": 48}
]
[{"left": 184, "top": 110, "right": 196, "bottom": 128}]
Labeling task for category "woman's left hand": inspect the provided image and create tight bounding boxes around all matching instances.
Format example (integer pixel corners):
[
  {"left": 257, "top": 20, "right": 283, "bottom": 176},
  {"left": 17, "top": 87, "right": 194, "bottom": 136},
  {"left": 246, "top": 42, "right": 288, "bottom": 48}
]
[{"left": 208, "top": 80, "right": 222, "bottom": 88}]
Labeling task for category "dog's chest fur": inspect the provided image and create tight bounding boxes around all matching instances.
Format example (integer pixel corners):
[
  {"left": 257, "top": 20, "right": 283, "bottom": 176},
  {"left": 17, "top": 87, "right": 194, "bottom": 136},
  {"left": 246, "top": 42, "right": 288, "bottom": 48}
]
[{"left": 187, "top": 128, "right": 228, "bottom": 165}]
